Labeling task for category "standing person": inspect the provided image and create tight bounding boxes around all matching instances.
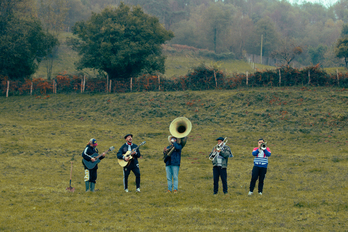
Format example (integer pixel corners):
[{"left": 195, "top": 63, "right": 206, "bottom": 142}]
[
  {"left": 248, "top": 138, "right": 271, "bottom": 196},
  {"left": 117, "top": 134, "right": 141, "bottom": 193},
  {"left": 163, "top": 136, "right": 182, "bottom": 193},
  {"left": 82, "top": 138, "right": 105, "bottom": 192},
  {"left": 209, "top": 137, "right": 233, "bottom": 195}
]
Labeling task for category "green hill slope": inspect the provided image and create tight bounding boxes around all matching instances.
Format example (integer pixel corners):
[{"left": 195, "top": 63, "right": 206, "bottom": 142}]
[{"left": 0, "top": 87, "right": 347, "bottom": 231}]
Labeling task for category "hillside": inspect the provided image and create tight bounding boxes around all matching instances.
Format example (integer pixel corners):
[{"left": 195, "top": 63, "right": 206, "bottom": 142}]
[
  {"left": 0, "top": 87, "right": 347, "bottom": 231},
  {"left": 33, "top": 33, "right": 348, "bottom": 79}
]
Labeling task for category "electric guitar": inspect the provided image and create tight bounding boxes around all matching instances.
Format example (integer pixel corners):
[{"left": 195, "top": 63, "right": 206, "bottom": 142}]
[
  {"left": 83, "top": 146, "right": 115, "bottom": 169},
  {"left": 118, "top": 141, "right": 146, "bottom": 167}
]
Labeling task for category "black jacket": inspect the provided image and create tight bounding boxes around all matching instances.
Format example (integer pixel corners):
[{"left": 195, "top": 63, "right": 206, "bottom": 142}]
[
  {"left": 82, "top": 145, "right": 104, "bottom": 169},
  {"left": 117, "top": 143, "right": 141, "bottom": 166}
]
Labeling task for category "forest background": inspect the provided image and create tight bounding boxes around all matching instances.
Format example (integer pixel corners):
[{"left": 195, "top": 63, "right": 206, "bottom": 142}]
[{"left": 3, "top": 0, "right": 348, "bottom": 82}]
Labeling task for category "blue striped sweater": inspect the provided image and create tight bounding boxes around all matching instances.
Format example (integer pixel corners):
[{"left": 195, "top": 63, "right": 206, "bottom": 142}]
[{"left": 252, "top": 147, "right": 271, "bottom": 168}]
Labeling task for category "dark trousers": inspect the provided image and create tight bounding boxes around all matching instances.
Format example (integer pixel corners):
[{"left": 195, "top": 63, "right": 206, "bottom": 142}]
[
  {"left": 249, "top": 166, "right": 267, "bottom": 193},
  {"left": 83, "top": 160, "right": 97, "bottom": 183},
  {"left": 123, "top": 162, "right": 141, "bottom": 189},
  {"left": 213, "top": 166, "right": 227, "bottom": 194}
]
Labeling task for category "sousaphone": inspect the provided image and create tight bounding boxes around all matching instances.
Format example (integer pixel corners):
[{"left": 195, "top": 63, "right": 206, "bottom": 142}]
[{"left": 168, "top": 117, "right": 192, "bottom": 148}]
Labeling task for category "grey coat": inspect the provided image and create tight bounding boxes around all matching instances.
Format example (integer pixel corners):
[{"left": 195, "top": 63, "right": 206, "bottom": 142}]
[{"left": 211, "top": 145, "right": 233, "bottom": 168}]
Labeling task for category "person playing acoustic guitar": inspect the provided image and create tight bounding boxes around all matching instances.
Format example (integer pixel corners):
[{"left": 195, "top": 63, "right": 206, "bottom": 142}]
[
  {"left": 82, "top": 138, "right": 105, "bottom": 192},
  {"left": 117, "top": 134, "right": 141, "bottom": 193}
]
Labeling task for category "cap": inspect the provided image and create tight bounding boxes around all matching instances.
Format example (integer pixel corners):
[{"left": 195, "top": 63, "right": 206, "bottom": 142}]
[
  {"left": 90, "top": 138, "right": 98, "bottom": 146},
  {"left": 124, "top": 134, "right": 133, "bottom": 139},
  {"left": 216, "top": 137, "right": 224, "bottom": 141}
]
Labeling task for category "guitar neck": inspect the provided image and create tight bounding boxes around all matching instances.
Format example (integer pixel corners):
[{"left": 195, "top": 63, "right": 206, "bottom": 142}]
[{"left": 95, "top": 148, "right": 111, "bottom": 159}]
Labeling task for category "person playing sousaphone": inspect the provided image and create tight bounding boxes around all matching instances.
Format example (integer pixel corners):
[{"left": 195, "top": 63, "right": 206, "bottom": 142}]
[{"left": 163, "top": 135, "right": 182, "bottom": 193}]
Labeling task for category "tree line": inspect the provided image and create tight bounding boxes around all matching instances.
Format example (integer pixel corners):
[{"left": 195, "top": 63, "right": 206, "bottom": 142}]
[{"left": 1, "top": 0, "right": 348, "bottom": 82}]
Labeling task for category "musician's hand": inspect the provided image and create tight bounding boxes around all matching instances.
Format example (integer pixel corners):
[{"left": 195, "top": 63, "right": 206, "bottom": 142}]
[
  {"left": 102, "top": 152, "right": 106, "bottom": 157},
  {"left": 131, "top": 151, "right": 136, "bottom": 156},
  {"left": 124, "top": 157, "right": 130, "bottom": 162},
  {"left": 164, "top": 147, "right": 168, "bottom": 152},
  {"left": 91, "top": 158, "right": 96, "bottom": 162}
]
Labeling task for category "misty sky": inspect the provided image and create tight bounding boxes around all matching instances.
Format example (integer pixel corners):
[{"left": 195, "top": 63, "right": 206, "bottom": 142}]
[{"left": 288, "top": 0, "right": 339, "bottom": 7}]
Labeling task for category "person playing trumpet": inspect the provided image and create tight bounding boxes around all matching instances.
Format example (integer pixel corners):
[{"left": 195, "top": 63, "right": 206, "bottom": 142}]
[
  {"left": 209, "top": 137, "right": 233, "bottom": 195},
  {"left": 163, "top": 136, "right": 182, "bottom": 193},
  {"left": 248, "top": 138, "right": 271, "bottom": 196}
]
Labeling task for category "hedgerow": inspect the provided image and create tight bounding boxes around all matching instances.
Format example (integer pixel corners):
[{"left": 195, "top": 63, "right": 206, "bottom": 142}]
[{"left": 1, "top": 64, "right": 348, "bottom": 96}]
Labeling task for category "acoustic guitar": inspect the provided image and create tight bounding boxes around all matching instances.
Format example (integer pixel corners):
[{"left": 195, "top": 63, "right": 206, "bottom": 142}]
[
  {"left": 83, "top": 146, "right": 115, "bottom": 169},
  {"left": 118, "top": 141, "right": 146, "bottom": 167}
]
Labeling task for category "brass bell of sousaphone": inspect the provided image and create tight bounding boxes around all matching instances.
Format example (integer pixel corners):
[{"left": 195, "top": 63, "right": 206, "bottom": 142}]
[{"left": 168, "top": 117, "right": 192, "bottom": 148}]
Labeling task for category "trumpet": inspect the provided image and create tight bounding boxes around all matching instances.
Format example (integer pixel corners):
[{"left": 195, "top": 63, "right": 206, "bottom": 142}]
[
  {"left": 209, "top": 137, "right": 228, "bottom": 161},
  {"left": 260, "top": 142, "right": 267, "bottom": 150}
]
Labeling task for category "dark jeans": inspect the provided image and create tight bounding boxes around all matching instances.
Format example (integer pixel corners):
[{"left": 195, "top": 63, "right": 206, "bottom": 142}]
[
  {"left": 249, "top": 166, "right": 267, "bottom": 193},
  {"left": 213, "top": 166, "right": 227, "bottom": 194},
  {"left": 83, "top": 160, "right": 97, "bottom": 183},
  {"left": 123, "top": 161, "right": 141, "bottom": 189}
]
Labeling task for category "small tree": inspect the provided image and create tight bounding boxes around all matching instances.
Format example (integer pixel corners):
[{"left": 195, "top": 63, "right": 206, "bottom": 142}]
[
  {"left": 335, "top": 23, "right": 348, "bottom": 67},
  {"left": 271, "top": 39, "right": 303, "bottom": 66},
  {"left": 68, "top": 2, "right": 174, "bottom": 80}
]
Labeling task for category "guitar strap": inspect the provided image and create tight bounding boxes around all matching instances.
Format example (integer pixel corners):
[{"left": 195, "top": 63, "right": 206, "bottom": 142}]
[{"left": 84, "top": 169, "right": 90, "bottom": 182}]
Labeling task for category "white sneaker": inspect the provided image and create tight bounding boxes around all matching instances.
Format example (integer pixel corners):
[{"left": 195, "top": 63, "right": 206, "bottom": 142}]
[
  {"left": 136, "top": 188, "right": 141, "bottom": 192},
  {"left": 125, "top": 189, "right": 129, "bottom": 193},
  {"left": 258, "top": 192, "right": 262, "bottom": 195},
  {"left": 248, "top": 191, "right": 253, "bottom": 196}
]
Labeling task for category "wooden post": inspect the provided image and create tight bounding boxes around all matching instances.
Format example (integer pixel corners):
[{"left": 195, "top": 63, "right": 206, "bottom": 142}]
[
  {"left": 308, "top": 70, "right": 310, "bottom": 85},
  {"left": 109, "top": 80, "right": 112, "bottom": 93},
  {"left": 279, "top": 69, "right": 281, "bottom": 86},
  {"left": 81, "top": 78, "right": 83, "bottom": 93},
  {"left": 30, "top": 82, "right": 33, "bottom": 96},
  {"left": 246, "top": 71, "right": 248, "bottom": 86},
  {"left": 337, "top": 69, "right": 339, "bottom": 86},
  {"left": 214, "top": 70, "right": 217, "bottom": 88},
  {"left": 83, "top": 76, "right": 86, "bottom": 92},
  {"left": 158, "top": 75, "right": 161, "bottom": 91},
  {"left": 106, "top": 74, "right": 109, "bottom": 93},
  {"left": 6, "top": 81, "right": 9, "bottom": 97},
  {"left": 130, "top": 78, "right": 133, "bottom": 92}
]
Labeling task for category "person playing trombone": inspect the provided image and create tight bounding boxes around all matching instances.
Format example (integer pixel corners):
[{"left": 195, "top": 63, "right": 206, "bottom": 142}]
[
  {"left": 248, "top": 138, "right": 271, "bottom": 196},
  {"left": 209, "top": 137, "right": 233, "bottom": 195}
]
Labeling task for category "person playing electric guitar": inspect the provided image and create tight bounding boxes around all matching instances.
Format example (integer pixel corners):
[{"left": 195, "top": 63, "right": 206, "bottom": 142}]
[{"left": 117, "top": 134, "right": 142, "bottom": 193}]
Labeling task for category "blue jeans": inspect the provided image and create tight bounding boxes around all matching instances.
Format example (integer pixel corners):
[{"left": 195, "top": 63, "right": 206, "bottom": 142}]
[{"left": 166, "top": 165, "right": 180, "bottom": 191}]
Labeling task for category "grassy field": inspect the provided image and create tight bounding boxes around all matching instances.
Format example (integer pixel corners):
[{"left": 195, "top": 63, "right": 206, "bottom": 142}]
[{"left": 1, "top": 87, "right": 348, "bottom": 231}]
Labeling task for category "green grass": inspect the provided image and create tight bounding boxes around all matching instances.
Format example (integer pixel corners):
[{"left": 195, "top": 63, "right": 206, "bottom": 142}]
[{"left": 1, "top": 87, "right": 348, "bottom": 231}]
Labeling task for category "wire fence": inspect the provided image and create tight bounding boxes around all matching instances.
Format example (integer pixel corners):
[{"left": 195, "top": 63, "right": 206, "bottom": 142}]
[{"left": 1, "top": 65, "right": 348, "bottom": 97}]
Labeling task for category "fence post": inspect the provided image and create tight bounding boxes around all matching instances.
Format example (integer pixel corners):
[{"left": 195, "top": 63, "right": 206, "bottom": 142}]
[
  {"left": 83, "top": 76, "right": 86, "bottom": 92},
  {"left": 81, "top": 78, "right": 83, "bottom": 93},
  {"left": 6, "top": 80, "right": 9, "bottom": 97},
  {"left": 158, "top": 75, "right": 161, "bottom": 91},
  {"left": 130, "top": 78, "right": 133, "bottom": 92},
  {"left": 246, "top": 71, "right": 248, "bottom": 86},
  {"left": 279, "top": 69, "right": 281, "bottom": 86},
  {"left": 308, "top": 70, "right": 310, "bottom": 85},
  {"left": 106, "top": 74, "right": 109, "bottom": 93},
  {"left": 30, "top": 82, "right": 33, "bottom": 96},
  {"left": 214, "top": 70, "right": 217, "bottom": 88},
  {"left": 109, "top": 80, "right": 112, "bottom": 93},
  {"left": 337, "top": 69, "right": 339, "bottom": 86}
]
